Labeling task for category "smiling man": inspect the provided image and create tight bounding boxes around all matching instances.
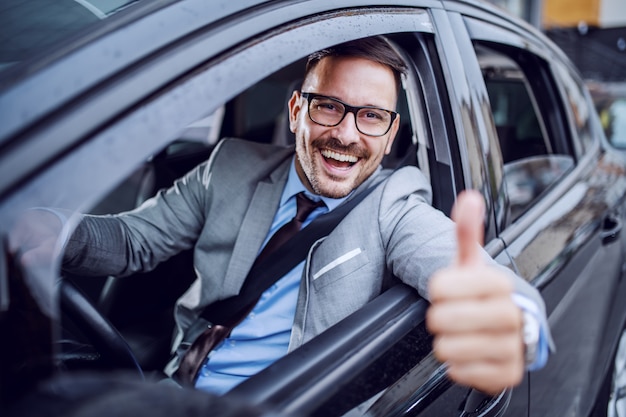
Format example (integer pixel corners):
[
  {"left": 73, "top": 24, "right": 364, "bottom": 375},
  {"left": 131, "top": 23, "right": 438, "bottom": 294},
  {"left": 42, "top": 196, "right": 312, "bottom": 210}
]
[{"left": 13, "top": 36, "right": 550, "bottom": 397}]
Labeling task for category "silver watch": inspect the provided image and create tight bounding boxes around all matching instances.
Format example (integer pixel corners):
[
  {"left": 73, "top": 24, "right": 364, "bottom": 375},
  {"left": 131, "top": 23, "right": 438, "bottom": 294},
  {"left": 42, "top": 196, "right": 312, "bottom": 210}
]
[{"left": 521, "top": 310, "right": 540, "bottom": 367}]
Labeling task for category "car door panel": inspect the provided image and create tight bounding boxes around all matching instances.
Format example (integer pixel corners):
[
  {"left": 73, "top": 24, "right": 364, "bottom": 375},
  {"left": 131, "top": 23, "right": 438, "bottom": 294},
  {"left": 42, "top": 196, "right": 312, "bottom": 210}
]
[
  {"left": 527, "top": 231, "right": 621, "bottom": 415},
  {"left": 508, "top": 162, "right": 626, "bottom": 416}
]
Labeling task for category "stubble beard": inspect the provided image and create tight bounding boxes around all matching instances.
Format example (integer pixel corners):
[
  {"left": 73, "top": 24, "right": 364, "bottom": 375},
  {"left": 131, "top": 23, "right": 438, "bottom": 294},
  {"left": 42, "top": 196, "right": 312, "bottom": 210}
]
[{"left": 297, "top": 137, "right": 375, "bottom": 199}]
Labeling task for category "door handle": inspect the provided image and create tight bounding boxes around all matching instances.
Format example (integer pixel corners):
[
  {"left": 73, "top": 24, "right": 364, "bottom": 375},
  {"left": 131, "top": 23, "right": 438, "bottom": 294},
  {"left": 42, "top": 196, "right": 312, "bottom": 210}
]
[{"left": 602, "top": 214, "right": 622, "bottom": 245}]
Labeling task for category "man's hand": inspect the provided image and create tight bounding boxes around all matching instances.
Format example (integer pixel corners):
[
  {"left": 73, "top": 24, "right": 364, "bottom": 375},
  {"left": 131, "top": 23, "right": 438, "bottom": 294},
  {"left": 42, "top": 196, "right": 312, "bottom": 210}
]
[
  {"left": 8, "top": 209, "right": 64, "bottom": 268},
  {"left": 426, "top": 190, "right": 524, "bottom": 395}
]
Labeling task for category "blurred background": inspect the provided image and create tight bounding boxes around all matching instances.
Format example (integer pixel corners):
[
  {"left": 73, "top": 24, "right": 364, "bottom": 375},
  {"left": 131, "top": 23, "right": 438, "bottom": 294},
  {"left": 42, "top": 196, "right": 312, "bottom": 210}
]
[{"left": 489, "top": 0, "right": 626, "bottom": 148}]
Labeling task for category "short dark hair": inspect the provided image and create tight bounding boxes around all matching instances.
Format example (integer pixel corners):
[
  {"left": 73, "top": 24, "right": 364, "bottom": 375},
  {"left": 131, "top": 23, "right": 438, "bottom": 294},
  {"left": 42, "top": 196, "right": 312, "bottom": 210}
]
[{"left": 304, "top": 36, "right": 408, "bottom": 95}]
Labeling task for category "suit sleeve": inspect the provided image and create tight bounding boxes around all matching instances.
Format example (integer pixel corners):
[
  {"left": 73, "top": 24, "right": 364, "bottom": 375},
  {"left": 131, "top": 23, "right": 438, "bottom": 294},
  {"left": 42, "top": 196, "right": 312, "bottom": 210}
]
[
  {"left": 377, "top": 166, "right": 457, "bottom": 298},
  {"left": 62, "top": 141, "right": 227, "bottom": 277}
]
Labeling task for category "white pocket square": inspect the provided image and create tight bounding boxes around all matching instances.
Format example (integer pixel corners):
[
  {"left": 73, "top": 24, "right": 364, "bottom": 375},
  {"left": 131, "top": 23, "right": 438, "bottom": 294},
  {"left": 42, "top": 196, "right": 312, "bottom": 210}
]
[{"left": 313, "top": 248, "right": 363, "bottom": 280}]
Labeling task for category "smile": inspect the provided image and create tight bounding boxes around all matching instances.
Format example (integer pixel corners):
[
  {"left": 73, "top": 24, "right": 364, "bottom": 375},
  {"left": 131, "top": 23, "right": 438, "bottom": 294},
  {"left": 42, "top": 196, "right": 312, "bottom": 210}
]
[{"left": 321, "top": 149, "right": 359, "bottom": 166}]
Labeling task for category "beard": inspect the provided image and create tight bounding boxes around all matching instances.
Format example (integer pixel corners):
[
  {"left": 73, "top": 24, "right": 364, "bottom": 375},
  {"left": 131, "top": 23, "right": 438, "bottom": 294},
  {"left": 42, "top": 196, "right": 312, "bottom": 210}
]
[{"left": 296, "top": 137, "right": 377, "bottom": 199}]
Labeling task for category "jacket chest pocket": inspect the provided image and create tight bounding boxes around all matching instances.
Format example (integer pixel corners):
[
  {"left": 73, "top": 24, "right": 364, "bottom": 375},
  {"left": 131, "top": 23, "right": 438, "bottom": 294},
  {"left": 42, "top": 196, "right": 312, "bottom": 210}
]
[{"left": 310, "top": 247, "right": 370, "bottom": 291}]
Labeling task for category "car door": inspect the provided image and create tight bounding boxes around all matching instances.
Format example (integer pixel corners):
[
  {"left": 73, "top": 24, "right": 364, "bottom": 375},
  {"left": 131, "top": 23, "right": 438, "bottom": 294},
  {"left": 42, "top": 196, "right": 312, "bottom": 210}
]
[{"left": 449, "top": 7, "right": 626, "bottom": 417}]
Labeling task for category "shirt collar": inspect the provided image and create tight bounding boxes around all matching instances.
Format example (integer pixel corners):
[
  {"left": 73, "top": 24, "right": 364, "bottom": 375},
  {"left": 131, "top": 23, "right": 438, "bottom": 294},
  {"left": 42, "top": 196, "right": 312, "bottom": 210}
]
[{"left": 281, "top": 157, "right": 349, "bottom": 211}]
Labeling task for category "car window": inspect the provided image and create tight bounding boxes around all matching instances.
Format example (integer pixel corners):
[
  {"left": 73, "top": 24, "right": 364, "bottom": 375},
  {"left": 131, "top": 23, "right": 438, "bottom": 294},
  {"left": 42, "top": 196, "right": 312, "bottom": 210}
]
[{"left": 474, "top": 43, "right": 575, "bottom": 222}]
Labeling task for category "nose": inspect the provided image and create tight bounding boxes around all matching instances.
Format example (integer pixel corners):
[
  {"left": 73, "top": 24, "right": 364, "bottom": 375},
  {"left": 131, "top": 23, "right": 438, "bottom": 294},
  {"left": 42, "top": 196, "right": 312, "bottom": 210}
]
[{"left": 332, "top": 111, "right": 361, "bottom": 144}]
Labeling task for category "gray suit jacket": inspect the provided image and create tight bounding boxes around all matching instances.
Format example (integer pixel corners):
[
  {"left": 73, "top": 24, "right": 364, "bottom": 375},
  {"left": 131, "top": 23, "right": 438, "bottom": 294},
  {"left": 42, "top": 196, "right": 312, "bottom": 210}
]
[{"left": 66, "top": 138, "right": 547, "bottom": 371}]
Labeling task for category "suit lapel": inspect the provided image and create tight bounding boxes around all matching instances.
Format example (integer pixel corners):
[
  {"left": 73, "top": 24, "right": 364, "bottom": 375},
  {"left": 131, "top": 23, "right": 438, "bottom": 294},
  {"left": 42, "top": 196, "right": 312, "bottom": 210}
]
[
  {"left": 222, "top": 158, "right": 291, "bottom": 295},
  {"left": 221, "top": 159, "right": 386, "bottom": 296}
]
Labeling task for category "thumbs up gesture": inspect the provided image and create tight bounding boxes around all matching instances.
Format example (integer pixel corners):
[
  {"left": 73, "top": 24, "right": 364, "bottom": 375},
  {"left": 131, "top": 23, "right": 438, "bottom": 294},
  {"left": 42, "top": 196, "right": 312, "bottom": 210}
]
[{"left": 426, "top": 190, "right": 524, "bottom": 395}]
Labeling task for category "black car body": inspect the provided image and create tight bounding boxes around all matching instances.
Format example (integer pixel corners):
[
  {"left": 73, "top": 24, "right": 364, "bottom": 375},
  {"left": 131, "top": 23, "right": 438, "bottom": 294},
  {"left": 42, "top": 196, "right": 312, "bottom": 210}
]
[{"left": 1, "top": 1, "right": 626, "bottom": 416}]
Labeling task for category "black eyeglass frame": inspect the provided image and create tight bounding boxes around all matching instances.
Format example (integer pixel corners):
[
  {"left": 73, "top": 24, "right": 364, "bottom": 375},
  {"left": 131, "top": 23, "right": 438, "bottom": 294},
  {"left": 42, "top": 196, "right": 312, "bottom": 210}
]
[{"left": 300, "top": 92, "right": 398, "bottom": 137}]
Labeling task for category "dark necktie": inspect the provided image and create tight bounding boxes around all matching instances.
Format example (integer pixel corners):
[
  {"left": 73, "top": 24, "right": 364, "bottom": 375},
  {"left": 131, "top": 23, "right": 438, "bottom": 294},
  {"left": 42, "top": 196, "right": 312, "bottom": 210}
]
[
  {"left": 173, "top": 192, "right": 324, "bottom": 386},
  {"left": 254, "top": 192, "right": 325, "bottom": 265}
]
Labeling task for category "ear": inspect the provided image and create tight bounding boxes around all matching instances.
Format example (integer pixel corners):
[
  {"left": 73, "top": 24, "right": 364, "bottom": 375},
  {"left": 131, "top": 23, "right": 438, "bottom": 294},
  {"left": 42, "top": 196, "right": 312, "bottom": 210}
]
[
  {"left": 288, "top": 90, "right": 303, "bottom": 133},
  {"left": 384, "top": 114, "right": 401, "bottom": 155}
]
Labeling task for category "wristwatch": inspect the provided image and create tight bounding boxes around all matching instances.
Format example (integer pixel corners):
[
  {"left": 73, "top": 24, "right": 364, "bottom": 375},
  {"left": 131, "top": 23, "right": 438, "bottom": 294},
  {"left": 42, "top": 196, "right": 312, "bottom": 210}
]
[{"left": 521, "top": 310, "right": 540, "bottom": 367}]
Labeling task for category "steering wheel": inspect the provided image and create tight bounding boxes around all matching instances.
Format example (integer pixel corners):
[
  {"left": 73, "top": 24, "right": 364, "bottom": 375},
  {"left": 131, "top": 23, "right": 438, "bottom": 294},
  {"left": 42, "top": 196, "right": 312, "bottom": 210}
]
[{"left": 59, "top": 278, "right": 144, "bottom": 378}]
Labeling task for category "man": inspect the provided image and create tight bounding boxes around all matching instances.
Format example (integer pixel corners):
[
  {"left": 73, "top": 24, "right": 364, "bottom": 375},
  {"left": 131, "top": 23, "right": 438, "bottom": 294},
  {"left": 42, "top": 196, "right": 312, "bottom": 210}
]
[{"left": 11, "top": 36, "right": 549, "bottom": 397}]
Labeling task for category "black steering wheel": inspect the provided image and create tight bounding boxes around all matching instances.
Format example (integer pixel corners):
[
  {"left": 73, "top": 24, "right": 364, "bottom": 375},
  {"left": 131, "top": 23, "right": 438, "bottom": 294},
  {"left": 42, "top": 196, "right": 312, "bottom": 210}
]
[{"left": 59, "top": 278, "right": 144, "bottom": 378}]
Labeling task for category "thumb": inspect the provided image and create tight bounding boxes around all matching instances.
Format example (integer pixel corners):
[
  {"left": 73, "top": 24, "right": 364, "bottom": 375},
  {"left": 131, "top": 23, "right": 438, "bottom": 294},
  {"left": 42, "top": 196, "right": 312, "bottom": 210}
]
[{"left": 452, "top": 190, "right": 485, "bottom": 266}]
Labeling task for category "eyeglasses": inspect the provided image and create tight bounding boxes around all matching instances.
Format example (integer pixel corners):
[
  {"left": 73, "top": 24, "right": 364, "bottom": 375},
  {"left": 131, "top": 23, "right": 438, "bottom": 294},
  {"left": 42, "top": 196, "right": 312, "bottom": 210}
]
[{"left": 301, "top": 92, "right": 398, "bottom": 137}]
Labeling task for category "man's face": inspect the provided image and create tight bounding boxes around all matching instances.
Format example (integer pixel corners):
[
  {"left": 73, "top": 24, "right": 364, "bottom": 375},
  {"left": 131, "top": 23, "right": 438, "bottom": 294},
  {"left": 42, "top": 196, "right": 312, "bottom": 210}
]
[{"left": 288, "top": 56, "right": 400, "bottom": 198}]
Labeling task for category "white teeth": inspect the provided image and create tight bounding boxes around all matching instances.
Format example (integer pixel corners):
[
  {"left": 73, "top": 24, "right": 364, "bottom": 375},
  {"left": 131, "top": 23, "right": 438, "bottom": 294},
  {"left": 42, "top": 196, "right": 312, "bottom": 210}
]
[{"left": 321, "top": 149, "right": 358, "bottom": 163}]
